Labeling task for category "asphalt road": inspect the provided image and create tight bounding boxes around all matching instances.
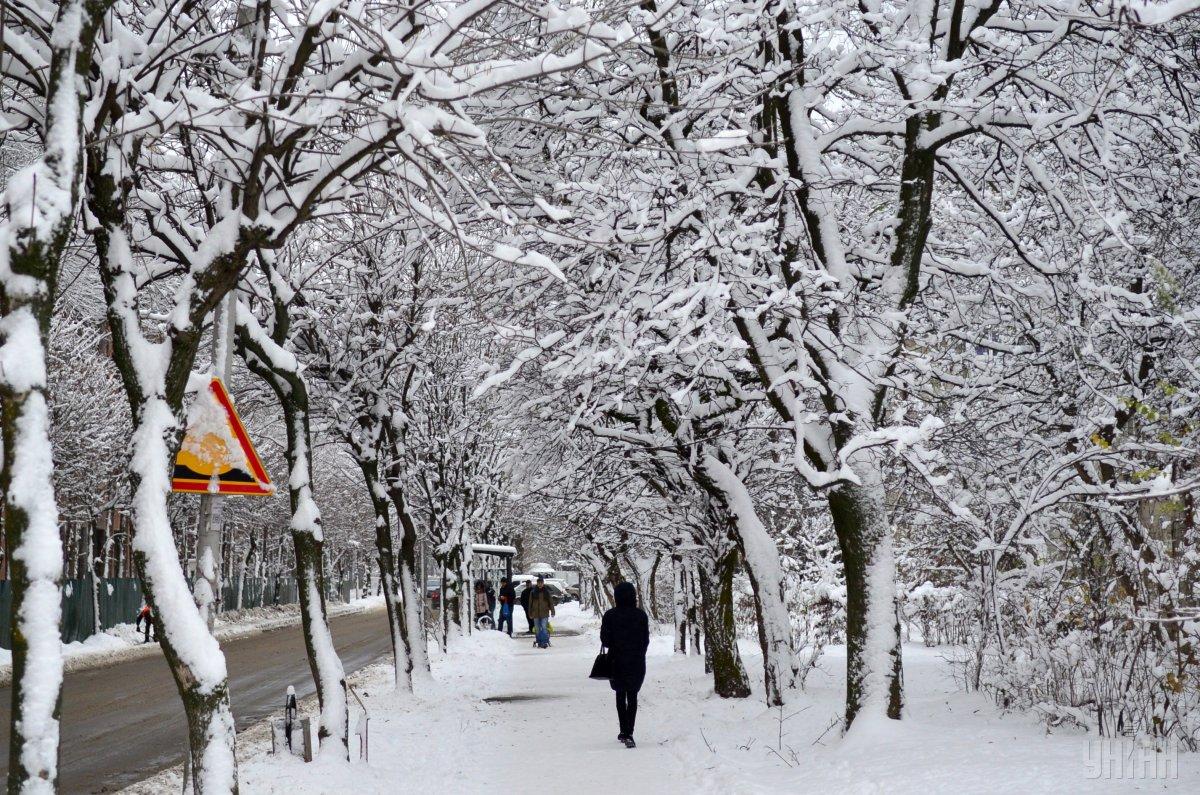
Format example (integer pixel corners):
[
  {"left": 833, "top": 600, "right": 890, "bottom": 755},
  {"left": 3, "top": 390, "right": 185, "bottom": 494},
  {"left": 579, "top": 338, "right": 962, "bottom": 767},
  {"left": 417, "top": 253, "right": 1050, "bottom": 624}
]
[{"left": 0, "top": 606, "right": 390, "bottom": 793}]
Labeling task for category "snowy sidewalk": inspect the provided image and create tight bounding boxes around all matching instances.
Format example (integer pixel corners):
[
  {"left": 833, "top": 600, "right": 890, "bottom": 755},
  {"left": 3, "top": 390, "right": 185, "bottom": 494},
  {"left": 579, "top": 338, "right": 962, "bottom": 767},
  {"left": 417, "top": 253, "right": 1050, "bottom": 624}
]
[
  {"left": 469, "top": 615, "right": 711, "bottom": 793},
  {"left": 226, "top": 603, "right": 1200, "bottom": 794}
]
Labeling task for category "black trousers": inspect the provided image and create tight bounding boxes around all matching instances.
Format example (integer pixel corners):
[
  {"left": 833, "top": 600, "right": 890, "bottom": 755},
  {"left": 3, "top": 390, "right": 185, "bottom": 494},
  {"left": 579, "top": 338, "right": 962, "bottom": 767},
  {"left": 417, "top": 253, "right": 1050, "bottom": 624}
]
[{"left": 615, "top": 690, "right": 638, "bottom": 737}]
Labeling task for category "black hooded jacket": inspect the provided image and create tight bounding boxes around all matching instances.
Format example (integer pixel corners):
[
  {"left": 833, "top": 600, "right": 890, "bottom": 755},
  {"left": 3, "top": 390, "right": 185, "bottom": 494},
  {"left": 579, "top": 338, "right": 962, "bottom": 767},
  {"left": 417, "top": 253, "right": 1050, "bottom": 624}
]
[{"left": 600, "top": 582, "right": 650, "bottom": 692}]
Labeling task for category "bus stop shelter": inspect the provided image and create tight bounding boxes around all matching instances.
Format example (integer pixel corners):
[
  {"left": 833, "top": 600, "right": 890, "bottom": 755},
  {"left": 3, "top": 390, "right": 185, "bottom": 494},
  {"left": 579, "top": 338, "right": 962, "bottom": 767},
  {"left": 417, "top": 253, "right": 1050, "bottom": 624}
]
[{"left": 468, "top": 543, "right": 516, "bottom": 585}]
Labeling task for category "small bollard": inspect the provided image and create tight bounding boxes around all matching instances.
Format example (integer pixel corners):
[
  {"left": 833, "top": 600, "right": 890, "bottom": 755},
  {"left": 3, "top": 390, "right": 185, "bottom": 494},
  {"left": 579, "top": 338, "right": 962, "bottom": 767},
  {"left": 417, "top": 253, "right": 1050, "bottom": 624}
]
[
  {"left": 272, "top": 685, "right": 302, "bottom": 757},
  {"left": 284, "top": 685, "right": 298, "bottom": 751},
  {"left": 301, "top": 717, "right": 316, "bottom": 762}
]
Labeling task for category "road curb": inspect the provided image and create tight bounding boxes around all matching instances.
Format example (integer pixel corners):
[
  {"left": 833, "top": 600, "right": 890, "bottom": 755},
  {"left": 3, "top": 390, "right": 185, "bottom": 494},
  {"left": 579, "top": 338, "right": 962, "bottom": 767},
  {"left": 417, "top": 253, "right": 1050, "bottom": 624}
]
[{"left": 0, "top": 601, "right": 385, "bottom": 686}]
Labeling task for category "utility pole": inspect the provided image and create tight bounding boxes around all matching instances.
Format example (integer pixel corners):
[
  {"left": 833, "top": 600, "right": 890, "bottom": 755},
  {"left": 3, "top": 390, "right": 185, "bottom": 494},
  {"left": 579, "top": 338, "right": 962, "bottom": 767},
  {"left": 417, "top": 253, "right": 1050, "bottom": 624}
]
[{"left": 194, "top": 291, "right": 235, "bottom": 629}]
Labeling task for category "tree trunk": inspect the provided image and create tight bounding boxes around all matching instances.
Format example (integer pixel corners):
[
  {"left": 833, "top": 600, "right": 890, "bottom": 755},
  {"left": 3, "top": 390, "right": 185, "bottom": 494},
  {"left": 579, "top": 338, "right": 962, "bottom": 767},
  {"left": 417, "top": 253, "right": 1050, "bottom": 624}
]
[
  {"left": 359, "top": 459, "right": 410, "bottom": 690},
  {"left": 2, "top": 3, "right": 110, "bottom": 786},
  {"left": 237, "top": 316, "right": 348, "bottom": 751},
  {"left": 697, "top": 548, "right": 751, "bottom": 698},
  {"left": 387, "top": 489, "right": 431, "bottom": 679},
  {"left": 688, "top": 561, "right": 702, "bottom": 656},
  {"left": 648, "top": 554, "right": 662, "bottom": 622},
  {"left": 672, "top": 552, "right": 687, "bottom": 654},
  {"left": 237, "top": 533, "right": 255, "bottom": 612},
  {"left": 827, "top": 476, "right": 903, "bottom": 727},
  {"left": 438, "top": 558, "right": 451, "bottom": 651},
  {"left": 381, "top": 421, "right": 431, "bottom": 681},
  {"left": 128, "top": 401, "right": 240, "bottom": 793},
  {"left": 2, "top": 386, "right": 66, "bottom": 791},
  {"left": 701, "top": 456, "right": 797, "bottom": 705}
]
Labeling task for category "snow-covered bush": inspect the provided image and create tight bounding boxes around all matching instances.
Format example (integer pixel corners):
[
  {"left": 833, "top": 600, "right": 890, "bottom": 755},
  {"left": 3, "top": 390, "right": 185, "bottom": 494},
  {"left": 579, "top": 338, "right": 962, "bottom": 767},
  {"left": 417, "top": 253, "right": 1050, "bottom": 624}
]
[{"left": 902, "top": 583, "right": 973, "bottom": 647}]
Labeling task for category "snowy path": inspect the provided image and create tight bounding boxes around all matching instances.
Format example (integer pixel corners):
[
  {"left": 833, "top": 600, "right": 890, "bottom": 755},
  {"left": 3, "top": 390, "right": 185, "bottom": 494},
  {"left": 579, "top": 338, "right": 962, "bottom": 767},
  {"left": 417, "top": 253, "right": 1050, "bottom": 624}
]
[
  {"left": 239, "top": 604, "right": 1200, "bottom": 794},
  {"left": 471, "top": 628, "right": 704, "bottom": 792}
]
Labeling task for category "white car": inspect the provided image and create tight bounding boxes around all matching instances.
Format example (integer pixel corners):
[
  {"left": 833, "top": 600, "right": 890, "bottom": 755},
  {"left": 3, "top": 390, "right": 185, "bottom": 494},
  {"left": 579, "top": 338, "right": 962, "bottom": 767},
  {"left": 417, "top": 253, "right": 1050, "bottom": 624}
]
[{"left": 515, "top": 577, "right": 568, "bottom": 601}]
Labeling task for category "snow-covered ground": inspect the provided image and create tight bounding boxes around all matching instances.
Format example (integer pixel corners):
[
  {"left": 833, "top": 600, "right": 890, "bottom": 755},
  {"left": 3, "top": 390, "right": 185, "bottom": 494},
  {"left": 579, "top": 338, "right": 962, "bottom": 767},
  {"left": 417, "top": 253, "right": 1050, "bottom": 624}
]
[
  {"left": 0, "top": 595, "right": 384, "bottom": 686},
  {"left": 127, "top": 602, "right": 1199, "bottom": 793}
]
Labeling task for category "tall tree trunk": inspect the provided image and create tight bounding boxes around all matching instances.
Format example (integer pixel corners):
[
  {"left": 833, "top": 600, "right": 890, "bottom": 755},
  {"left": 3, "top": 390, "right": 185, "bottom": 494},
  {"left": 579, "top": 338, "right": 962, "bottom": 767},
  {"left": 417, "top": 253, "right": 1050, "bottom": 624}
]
[
  {"left": 686, "top": 560, "right": 702, "bottom": 656},
  {"left": 701, "top": 456, "right": 797, "bottom": 706},
  {"left": 696, "top": 547, "right": 751, "bottom": 698},
  {"left": 90, "top": 157, "right": 245, "bottom": 794},
  {"left": 385, "top": 486, "right": 431, "bottom": 680},
  {"left": 237, "top": 313, "right": 348, "bottom": 751},
  {"left": 382, "top": 424, "right": 430, "bottom": 681},
  {"left": 236, "top": 532, "right": 255, "bottom": 612},
  {"left": 828, "top": 475, "right": 903, "bottom": 727},
  {"left": 648, "top": 554, "right": 662, "bottom": 622},
  {"left": 2, "top": 2, "right": 110, "bottom": 787},
  {"left": 672, "top": 552, "right": 687, "bottom": 654},
  {"left": 438, "top": 557, "right": 451, "bottom": 651},
  {"left": 358, "top": 457, "right": 410, "bottom": 690},
  {"left": 2, "top": 381, "right": 66, "bottom": 792},
  {"left": 129, "top": 402, "right": 239, "bottom": 793}
]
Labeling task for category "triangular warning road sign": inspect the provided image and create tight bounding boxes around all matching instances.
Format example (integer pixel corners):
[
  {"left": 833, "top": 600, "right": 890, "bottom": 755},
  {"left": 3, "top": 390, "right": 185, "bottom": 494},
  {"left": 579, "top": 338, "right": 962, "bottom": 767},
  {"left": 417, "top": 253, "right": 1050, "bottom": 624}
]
[{"left": 171, "top": 377, "right": 274, "bottom": 496}]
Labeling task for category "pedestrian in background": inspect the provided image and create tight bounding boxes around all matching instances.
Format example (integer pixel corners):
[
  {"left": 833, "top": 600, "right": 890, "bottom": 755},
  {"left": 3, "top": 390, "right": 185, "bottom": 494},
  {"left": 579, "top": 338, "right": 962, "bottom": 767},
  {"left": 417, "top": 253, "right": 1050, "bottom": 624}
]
[
  {"left": 519, "top": 580, "right": 534, "bottom": 633},
  {"left": 135, "top": 603, "right": 155, "bottom": 643},
  {"left": 473, "top": 581, "right": 491, "bottom": 627},
  {"left": 527, "top": 576, "right": 556, "bottom": 648},
  {"left": 600, "top": 581, "right": 650, "bottom": 748},
  {"left": 497, "top": 577, "right": 516, "bottom": 636}
]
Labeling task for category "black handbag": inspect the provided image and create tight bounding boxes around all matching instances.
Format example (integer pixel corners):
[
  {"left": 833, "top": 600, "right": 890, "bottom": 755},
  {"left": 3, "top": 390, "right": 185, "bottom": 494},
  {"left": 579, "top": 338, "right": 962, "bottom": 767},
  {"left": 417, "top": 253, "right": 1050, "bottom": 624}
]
[{"left": 589, "top": 646, "right": 611, "bottom": 680}]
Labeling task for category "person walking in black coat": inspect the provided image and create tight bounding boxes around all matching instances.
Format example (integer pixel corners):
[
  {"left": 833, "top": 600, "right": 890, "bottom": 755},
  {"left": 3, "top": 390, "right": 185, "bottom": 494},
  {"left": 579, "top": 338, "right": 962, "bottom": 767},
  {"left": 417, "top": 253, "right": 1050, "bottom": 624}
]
[
  {"left": 600, "top": 581, "right": 650, "bottom": 748},
  {"left": 519, "top": 582, "right": 534, "bottom": 633}
]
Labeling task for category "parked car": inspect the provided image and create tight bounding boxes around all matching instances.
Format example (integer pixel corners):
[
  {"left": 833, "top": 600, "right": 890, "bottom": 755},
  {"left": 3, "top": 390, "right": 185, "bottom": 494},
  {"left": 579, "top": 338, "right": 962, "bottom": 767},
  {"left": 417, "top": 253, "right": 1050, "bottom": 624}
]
[
  {"left": 425, "top": 577, "right": 441, "bottom": 604},
  {"left": 514, "top": 578, "right": 568, "bottom": 601}
]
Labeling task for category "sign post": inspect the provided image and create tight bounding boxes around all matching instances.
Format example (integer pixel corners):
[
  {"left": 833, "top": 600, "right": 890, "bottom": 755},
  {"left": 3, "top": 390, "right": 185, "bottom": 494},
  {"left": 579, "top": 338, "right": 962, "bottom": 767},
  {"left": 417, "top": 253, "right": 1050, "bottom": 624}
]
[
  {"left": 172, "top": 294, "right": 273, "bottom": 627},
  {"left": 197, "top": 293, "right": 233, "bottom": 629}
]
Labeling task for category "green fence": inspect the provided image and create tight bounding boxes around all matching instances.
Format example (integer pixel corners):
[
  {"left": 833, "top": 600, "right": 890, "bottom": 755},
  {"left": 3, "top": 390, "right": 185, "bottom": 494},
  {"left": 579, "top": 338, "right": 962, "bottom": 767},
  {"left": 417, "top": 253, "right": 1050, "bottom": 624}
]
[{"left": 0, "top": 575, "right": 354, "bottom": 649}]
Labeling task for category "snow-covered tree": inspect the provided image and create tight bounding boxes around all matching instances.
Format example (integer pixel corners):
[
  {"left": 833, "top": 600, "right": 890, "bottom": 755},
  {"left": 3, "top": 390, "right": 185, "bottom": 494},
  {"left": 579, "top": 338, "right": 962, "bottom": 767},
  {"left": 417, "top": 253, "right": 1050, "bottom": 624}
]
[{"left": 1, "top": 1, "right": 112, "bottom": 787}]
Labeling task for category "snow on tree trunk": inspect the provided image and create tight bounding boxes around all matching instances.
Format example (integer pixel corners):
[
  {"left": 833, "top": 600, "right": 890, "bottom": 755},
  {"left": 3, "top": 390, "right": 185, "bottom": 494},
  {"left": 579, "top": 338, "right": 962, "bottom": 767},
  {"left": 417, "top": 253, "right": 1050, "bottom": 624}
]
[
  {"left": 702, "top": 456, "right": 798, "bottom": 705},
  {"left": 827, "top": 465, "right": 903, "bottom": 728},
  {"left": 456, "top": 557, "right": 471, "bottom": 634},
  {"left": 131, "top": 399, "right": 239, "bottom": 793},
  {"left": 1, "top": 328, "right": 65, "bottom": 793},
  {"left": 90, "top": 208, "right": 245, "bottom": 794},
  {"left": 688, "top": 563, "right": 702, "bottom": 658},
  {"left": 285, "top": 416, "right": 348, "bottom": 752},
  {"left": 236, "top": 308, "right": 348, "bottom": 751},
  {"left": 672, "top": 552, "right": 687, "bottom": 654},
  {"left": 624, "top": 553, "right": 656, "bottom": 613},
  {"left": 387, "top": 486, "right": 431, "bottom": 681},
  {"left": 1, "top": 2, "right": 109, "bottom": 787},
  {"left": 696, "top": 546, "right": 750, "bottom": 698},
  {"left": 361, "top": 465, "right": 410, "bottom": 690}
]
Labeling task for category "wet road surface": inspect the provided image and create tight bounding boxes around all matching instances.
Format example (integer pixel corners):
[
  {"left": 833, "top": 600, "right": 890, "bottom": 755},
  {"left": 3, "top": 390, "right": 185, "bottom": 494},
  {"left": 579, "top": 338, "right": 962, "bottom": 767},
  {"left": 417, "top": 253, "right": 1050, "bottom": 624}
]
[{"left": 0, "top": 606, "right": 390, "bottom": 793}]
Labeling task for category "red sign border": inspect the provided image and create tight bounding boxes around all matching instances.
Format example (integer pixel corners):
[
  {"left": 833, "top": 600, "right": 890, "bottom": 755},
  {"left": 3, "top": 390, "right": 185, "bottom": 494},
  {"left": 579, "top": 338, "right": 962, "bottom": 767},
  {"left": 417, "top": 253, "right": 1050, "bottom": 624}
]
[{"left": 171, "top": 377, "right": 274, "bottom": 496}]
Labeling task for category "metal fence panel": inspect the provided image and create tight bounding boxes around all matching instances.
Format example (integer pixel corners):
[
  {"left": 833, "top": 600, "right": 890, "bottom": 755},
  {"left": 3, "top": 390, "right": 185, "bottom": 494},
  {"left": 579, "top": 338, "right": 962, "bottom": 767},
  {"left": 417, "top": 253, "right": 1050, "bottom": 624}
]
[
  {"left": 98, "top": 578, "right": 144, "bottom": 631},
  {"left": 0, "top": 574, "right": 351, "bottom": 649},
  {"left": 61, "top": 580, "right": 94, "bottom": 645}
]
